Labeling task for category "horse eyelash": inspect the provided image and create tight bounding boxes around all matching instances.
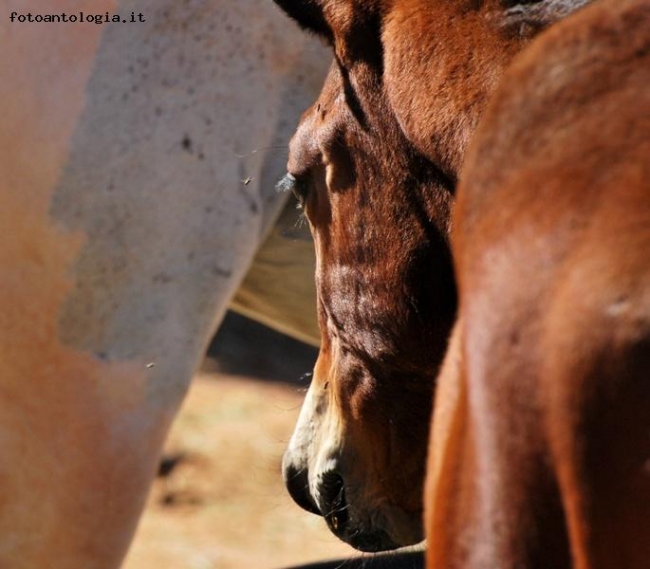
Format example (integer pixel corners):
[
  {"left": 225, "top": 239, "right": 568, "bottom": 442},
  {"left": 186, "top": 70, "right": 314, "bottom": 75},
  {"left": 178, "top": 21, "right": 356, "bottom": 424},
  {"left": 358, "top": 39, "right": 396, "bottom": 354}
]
[
  {"left": 275, "top": 173, "right": 296, "bottom": 194},
  {"left": 275, "top": 173, "right": 309, "bottom": 209}
]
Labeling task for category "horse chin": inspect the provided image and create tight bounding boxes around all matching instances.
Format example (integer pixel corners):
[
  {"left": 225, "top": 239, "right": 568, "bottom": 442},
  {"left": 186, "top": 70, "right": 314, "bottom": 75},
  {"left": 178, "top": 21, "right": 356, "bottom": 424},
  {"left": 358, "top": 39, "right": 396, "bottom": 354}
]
[
  {"left": 345, "top": 529, "right": 400, "bottom": 553},
  {"left": 346, "top": 503, "right": 423, "bottom": 552},
  {"left": 312, "top": 473, "right": 424, "bottom": 552}
]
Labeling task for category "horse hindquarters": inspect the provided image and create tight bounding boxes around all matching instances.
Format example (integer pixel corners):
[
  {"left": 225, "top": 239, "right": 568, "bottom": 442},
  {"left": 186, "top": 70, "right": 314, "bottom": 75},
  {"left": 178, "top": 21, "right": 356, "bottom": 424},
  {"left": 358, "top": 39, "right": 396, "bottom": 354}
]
[
  {"left": 541, "top": 269, "right": 650, "bottom": 569},
  {"left": 424, "top": 0, "right": 650, "bottom": 566},
  {"left": 427, "top": 268, "right": 650, "bottom": 569},
  {"left": 425, "top": 292, "right": 575, "bottom": 569}
]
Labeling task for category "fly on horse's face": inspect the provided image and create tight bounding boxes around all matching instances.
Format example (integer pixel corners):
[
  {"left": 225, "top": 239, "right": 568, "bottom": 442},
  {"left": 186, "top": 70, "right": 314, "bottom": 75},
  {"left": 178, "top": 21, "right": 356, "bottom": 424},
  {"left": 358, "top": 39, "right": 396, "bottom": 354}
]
[{"left": 279, "top": 62, "right": 456, "bottom": 551}]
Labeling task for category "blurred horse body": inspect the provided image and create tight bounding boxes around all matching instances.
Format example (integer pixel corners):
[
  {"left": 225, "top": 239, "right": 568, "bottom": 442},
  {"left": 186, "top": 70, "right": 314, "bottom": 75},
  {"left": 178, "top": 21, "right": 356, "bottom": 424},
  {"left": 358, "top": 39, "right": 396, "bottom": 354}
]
[
  {"left": 0, "top": 0, "right": 325, "bottom": 566},
  {"left": 430, "top": 1, "right": 650, "bottom": 566}
]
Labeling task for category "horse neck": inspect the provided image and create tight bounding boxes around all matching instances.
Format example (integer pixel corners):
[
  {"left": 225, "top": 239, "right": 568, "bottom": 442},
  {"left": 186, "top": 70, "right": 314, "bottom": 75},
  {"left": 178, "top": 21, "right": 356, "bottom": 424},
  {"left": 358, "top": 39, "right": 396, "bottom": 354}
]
[{"left": 383, "top": 0, "right": 591, "bottom": 181}]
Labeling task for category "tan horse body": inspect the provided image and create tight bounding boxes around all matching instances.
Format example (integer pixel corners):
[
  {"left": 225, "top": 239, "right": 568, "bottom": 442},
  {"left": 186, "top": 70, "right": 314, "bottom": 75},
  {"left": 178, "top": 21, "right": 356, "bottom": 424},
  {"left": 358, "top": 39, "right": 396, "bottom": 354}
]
[{"left": 1, "top": 1, "right": 326, "bottom": 566}]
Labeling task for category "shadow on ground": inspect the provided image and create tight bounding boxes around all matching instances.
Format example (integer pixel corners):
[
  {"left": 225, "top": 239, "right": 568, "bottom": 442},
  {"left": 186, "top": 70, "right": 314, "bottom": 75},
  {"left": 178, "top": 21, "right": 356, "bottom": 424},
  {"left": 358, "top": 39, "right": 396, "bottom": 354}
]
[
  {"left": 280, "top": 550, "right": 425, "bottom": 569},
  {"left": 205, "top": 311, "right": 319, "bottom": 384}
]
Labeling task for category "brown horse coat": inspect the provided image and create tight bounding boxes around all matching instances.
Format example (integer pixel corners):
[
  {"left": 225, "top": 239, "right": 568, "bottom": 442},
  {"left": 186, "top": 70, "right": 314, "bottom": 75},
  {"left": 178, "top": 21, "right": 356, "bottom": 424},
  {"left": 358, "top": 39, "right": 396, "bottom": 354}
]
[{"left": 428, "top": 1, "right": 650, "bottom": 567}]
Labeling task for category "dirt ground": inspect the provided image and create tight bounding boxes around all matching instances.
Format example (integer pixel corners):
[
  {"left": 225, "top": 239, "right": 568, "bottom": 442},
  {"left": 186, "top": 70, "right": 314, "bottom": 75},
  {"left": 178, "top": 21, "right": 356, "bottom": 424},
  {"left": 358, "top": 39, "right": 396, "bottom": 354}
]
[{"left": 122, "top": 314, "right": 358, "bottom": 569}]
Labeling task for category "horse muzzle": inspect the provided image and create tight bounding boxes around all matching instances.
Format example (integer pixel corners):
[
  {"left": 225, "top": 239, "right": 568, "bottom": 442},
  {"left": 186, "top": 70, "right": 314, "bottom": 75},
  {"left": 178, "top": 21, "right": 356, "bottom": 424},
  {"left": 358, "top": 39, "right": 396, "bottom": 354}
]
[
  {"left": 282, "top": 368, "right": 424, "bottom": 551},
  {"left": 282, "top": 455, "right": 405, "bottom": 552}
]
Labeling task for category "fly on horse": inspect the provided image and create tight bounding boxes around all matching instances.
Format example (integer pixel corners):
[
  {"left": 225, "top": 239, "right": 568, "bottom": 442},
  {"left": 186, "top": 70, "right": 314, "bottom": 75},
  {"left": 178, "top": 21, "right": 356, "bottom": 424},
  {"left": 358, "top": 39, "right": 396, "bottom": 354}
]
[
  {"left": 273, "top": 0, "right": 648, "bottom": 565},
  {"left": 1, "top": 0, "right": 326, "bottom": 566}
]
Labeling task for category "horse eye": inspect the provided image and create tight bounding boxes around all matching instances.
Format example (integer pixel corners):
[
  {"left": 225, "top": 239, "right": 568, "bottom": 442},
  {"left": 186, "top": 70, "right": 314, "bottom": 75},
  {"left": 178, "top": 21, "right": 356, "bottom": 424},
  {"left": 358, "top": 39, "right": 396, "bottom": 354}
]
[{"left": 276, "top": 173, "right": 310, "bottom": 209}]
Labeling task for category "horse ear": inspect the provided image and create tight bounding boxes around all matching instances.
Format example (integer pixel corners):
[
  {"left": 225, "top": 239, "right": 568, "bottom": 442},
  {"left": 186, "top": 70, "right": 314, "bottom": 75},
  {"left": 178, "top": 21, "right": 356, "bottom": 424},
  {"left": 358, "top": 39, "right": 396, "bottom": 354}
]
[{"left": 272, "top": 0, "right": 334, "bottom": 43}]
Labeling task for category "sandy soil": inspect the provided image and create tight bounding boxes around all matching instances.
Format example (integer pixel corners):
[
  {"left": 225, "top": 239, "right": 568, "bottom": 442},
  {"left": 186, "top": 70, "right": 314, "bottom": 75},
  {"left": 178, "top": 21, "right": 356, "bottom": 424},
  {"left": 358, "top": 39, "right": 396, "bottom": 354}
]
[{"left": 122, "top": 314, "right": 358, "bottom": 569}]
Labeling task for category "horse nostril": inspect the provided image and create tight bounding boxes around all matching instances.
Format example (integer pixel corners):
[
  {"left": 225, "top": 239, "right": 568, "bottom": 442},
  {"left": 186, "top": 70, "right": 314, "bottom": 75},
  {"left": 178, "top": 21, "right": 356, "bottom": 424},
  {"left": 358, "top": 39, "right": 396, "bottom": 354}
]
[
  {"left": 282, "top": 462, "right": 321, "bottom": 516},
  {"left": 319, "top": 471, "right": 349, "bottom": 535}
]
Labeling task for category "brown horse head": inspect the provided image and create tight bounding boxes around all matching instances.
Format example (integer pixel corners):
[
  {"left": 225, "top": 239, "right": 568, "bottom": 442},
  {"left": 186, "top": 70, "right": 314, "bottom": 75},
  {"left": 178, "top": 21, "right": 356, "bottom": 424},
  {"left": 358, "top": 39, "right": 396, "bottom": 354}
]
[
  {"left": 273, "top": 0, "right": 580, "bottom": 551},
  {"left": 278, "top": 60, "right": 456, "bottom": 550}
]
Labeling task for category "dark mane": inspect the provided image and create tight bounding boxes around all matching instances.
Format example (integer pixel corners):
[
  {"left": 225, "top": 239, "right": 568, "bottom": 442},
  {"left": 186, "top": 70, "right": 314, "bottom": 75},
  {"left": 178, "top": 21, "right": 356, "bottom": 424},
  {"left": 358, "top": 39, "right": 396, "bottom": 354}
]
[{"left": 499, "top": 0, "right": 594, "bottom": 36}]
